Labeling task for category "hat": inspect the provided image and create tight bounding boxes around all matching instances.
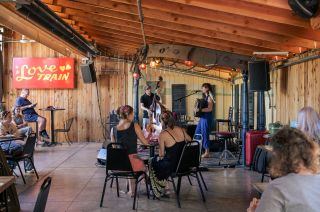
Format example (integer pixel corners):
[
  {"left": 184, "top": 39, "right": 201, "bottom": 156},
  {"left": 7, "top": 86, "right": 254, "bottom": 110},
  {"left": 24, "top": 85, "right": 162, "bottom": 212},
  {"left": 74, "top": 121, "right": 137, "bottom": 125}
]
[{"left": 144, "top": 85, "right": 151, "bottom": 91}]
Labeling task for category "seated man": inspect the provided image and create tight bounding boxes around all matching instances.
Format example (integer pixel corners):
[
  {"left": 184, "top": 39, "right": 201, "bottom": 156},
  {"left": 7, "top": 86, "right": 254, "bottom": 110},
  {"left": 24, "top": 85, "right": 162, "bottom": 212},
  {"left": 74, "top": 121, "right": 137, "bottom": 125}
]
[
  {"left": 12, "top": 106, "right": 32, "bottom": 137},
  {"left": 15, "top": 89, "right": 49, "bottom": 139},
  {"left": 0, "top": 110, "right": 32, "bottom": 171}
]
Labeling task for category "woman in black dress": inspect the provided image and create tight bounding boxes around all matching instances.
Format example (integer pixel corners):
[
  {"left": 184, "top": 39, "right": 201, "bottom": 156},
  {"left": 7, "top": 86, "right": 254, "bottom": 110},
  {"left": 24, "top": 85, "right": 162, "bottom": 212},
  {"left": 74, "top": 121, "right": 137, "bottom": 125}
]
[{"left": 149, "top": 111, "right": 191, "bottom": 198}]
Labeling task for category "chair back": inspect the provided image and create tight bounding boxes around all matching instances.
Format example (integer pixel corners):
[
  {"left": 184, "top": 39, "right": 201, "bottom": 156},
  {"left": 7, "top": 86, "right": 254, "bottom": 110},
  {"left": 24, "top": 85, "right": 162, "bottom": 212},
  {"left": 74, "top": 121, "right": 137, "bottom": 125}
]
[
  {"left": 65, "top": 118, "right": 74, "bottom": 131},
  {"left": 175, "top": 141, "right": 200, "bottom": 174},
  {"left": 33, "top": 177, "right": 52, "bottom": 212},
  {"left": 193, "top": 134, "right": 203, "bottom": 161},
  {"left": 23, "top": 133, "right": 37, "bottom": 155},
  {"left": 106, "top": 143, "right": 133, "bottom": 172}
]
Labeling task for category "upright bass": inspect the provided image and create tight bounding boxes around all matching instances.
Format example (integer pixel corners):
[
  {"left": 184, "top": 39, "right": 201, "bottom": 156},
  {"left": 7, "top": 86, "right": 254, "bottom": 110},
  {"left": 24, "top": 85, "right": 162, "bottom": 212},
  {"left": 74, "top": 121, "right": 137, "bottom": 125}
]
[{"left": 146, "top": 76, "right": 165, "bottom": 134}]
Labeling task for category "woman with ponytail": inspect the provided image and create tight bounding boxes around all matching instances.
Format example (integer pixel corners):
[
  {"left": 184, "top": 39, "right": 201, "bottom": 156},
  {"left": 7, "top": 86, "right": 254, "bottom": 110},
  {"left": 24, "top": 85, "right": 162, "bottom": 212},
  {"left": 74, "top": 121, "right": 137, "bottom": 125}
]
[
  {"left": 110, "top": 105, "right": 150, "bottom": 196},
  {"left": 149, "top": 110, "right": 191, "bottom": 198}
]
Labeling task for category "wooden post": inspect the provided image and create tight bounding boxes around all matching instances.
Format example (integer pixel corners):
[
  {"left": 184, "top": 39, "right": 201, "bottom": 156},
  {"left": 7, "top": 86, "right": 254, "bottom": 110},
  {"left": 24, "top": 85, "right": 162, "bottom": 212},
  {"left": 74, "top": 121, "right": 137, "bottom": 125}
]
[
  {"left": 133, "top": 64, "right": 140, "bottom": 122},
  {"left": 241, "top": 70, "right": 249, "bottom": 166}
]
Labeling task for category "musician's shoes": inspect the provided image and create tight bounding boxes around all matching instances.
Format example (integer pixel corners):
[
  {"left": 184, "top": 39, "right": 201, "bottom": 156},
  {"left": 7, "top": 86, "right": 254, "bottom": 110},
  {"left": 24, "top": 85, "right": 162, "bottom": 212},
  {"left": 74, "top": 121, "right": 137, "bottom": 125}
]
[
  {"left": 201, "top": 152, "right": 210, "bottom": 158},
  {"left": 40, "top": 130, "right": 50, "bottom": 139}
]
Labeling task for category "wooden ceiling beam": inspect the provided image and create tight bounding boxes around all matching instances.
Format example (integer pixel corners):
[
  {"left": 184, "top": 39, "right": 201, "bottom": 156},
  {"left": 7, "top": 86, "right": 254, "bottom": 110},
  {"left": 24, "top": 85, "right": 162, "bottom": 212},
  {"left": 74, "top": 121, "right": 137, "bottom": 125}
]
[
  {"left": 93, "top": 0, "right": 319, "bottom": 41},
  {"left": 41, "top": 0, "right": 54, "bottom": 4},
  {"left": 92, "top": 33, "right": 255, "bottom": 56},
  {"left": 56, "top": 1, "right": 314, "bottom": 49},
  {"left": 83, "top": 22, "right": 277, "bottom": 53},
  {"left": 165, "top": 0, "right": 307, "bottom": 28},
  {"left": 70, "top": 11, "right": 305, "bottom": 53},
  {"left": 55, "top": 12, "right": 69, "bottom": 19},
  {"left": 46, "top": 4, "right": 62, "bottom": 13},
  {"left": 238, "top": 0, "right": 291, "bottom": 10},
  {"left": 62, "top": 18, "right": 75, "bottom": 25}
]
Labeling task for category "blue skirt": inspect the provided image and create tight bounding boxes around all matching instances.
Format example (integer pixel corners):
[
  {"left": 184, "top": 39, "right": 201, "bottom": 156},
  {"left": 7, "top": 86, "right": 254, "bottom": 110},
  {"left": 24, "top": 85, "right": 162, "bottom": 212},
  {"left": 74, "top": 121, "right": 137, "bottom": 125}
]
[
  {"left": 195, "top": 113, "right": 212, "bottom": 149},
  {"left": 24, "top": 113, "right": 38, "bottom": 122}
]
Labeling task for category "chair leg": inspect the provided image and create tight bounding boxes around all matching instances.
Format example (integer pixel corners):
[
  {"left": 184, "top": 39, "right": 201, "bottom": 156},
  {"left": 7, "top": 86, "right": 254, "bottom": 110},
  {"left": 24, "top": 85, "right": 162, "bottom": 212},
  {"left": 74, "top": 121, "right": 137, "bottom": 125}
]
[
  {"left": 187, "top": 176, "right": 193, "bottom": 186},
  {"left": 29, "top": 158, "right": 39, "bottom": 179},
  {"left": 199, "top": 171, "right": 208, "bottom": 191},
  {"left": 116, "top": 176, "right": 120, "bottom": 197},
  {"left": 171, "top": 177, "right": 181, "bottom": 208},
  {"left": 16, "top": 162, "right": 26, "bottom": 184},
  {"left": 195, "top": 172, "right": 206, "bottom": 202},
  {"left": 132, "top": 178, "right": 139, "bottom": 210},
  {"left": 144, "top": 174, "right": 150, "bottom": 199},
  {"left": 110, "top": 176, "right": 114, "bottom": 188},
  {"left": 177, "top": 176, "right": 182, "bottom": 195},
  {"left": 64, "top": 132, "right": 72, "bottom": 145},
  {"left": 100, "top": 176, "right": 108, "bottom": 207},
  {"left": 261, "top": 173, "right": 265, "bottom": 182}
]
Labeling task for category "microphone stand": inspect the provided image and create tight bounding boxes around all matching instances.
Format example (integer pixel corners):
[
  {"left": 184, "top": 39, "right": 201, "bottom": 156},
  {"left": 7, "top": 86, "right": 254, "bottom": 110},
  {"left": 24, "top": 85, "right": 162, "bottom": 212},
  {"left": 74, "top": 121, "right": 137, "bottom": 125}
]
[{"left": 174, "top": 90, "right": 200, "bottom": 126}]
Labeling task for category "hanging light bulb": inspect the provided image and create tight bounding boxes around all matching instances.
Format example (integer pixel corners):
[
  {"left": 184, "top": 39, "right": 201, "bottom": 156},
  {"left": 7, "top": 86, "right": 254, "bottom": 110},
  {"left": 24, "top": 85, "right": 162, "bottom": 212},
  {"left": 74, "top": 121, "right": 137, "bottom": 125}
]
[
  {"left": 155, "top": 58, "right": 161, "bottom": 64},
  {"left": 133, "top": 72, "right": 140, "bottom": 79},
  {"left": 184, "top": 60, "right": 193, "bottom": 67},
  {"left": 139, "top": 63, "right": 146, "bottom": 70},
  {"left": 150, "top": 60, "right": 157, "bottom": 68}
]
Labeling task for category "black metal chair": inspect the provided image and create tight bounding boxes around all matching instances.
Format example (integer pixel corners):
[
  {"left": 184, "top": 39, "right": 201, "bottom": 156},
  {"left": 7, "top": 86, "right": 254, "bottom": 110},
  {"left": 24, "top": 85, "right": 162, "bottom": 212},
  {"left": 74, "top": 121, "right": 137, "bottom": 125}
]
[
  {"left": 100, "top": 143, "right": 149, "bottom": 210},
  {"left": 54, "top": 117, "right": 74, "bottom": 145},
  {"left": 6, "top": 133, "right": 39, "bottom": 184},
  {"left": 33, "top": 177, "right": 52, "bottom": 212},
  {"left": 169, "top": 141, "right": 206, "bottom": 208}
]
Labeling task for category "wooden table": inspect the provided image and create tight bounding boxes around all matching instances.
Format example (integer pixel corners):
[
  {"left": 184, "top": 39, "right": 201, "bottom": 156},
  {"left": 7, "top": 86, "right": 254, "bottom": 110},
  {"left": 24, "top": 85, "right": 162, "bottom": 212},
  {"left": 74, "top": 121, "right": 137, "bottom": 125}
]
[
  {"left": 0, "top": 176, "right": 15, "bottom": 194},
  {"left": 252, "top": 182, "right": 269, "bottom": 194},
  {"left": 0, "top": 176, "right": 15, "bottom": 212},
  {"left": 0, "top": 136, "right": 23, "bottom": 143},
  {"left": 39, "top": 108, "right": 65, "bottom": 144}
]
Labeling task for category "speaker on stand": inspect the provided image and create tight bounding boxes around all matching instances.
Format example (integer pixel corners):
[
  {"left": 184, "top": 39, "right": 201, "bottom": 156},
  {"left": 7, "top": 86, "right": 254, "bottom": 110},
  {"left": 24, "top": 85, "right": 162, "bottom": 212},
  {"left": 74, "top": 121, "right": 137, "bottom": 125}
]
[
  {"left": 80, "top": 62, "right": 97, "bottom": 83},
  {"left": 248, "top": 60, "right": 270, "bottom": 131}
]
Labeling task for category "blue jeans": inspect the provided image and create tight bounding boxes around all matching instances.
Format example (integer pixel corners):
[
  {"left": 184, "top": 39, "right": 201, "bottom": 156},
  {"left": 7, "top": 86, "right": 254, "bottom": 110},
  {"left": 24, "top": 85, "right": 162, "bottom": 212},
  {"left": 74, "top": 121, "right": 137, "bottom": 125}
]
[{"left": 18, "top": 127, "right": 32, "bottom": 137}]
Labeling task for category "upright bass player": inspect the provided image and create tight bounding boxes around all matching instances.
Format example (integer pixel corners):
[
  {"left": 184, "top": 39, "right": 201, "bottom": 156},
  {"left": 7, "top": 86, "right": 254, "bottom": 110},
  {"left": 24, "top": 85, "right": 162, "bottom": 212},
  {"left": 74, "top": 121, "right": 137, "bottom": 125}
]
[{"left": 194, "top": 83, "right": 214, "bottom": 158}]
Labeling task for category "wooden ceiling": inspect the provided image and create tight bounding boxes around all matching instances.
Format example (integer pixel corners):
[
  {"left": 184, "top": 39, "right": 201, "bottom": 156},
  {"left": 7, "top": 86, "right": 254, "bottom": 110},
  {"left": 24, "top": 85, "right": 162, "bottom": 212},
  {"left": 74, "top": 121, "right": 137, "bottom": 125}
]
[{"left": 37, "top": 0, "right": 320, "bottom": 56}]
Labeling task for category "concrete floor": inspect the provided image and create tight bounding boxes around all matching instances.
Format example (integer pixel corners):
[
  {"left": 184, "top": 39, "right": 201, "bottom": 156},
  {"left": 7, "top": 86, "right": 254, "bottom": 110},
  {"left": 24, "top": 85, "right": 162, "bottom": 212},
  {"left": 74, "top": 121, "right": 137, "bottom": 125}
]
[{"left": 14, "top": 143, "right": 261, "bottom": 212}]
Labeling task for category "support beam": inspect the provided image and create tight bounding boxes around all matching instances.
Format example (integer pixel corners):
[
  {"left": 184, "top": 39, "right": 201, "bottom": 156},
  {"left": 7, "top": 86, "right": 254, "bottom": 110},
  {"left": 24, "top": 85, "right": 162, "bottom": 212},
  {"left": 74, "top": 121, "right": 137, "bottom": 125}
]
[
  {"left": 241, "top": 70, "right": 249, "bottom": 166},
  {"left": 0, "top": 4, "right": 85, "bottom": 56},
  {"left": 147, "top": 44, "right": 251, "bottom": 70},
  {"left": 133, "top": 65, "right": 140, "bottom": 122},
  {"left": 257, "top": 91, "right": 266, "bottom": 131}
]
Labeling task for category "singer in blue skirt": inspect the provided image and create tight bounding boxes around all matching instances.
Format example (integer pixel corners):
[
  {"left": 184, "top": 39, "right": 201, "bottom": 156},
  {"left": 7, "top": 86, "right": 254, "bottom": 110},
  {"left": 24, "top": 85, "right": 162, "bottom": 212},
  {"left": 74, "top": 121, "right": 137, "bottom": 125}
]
[{"left": 194, "top": 83, "right": 214, "bottom": 158}]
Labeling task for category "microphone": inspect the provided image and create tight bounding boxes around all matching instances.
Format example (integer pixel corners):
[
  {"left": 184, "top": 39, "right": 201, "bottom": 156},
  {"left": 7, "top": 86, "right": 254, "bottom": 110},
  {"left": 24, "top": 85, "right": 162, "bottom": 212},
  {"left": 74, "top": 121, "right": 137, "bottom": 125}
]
[{"left": 193, "top": 90, "right": 202, "bottom": 92}]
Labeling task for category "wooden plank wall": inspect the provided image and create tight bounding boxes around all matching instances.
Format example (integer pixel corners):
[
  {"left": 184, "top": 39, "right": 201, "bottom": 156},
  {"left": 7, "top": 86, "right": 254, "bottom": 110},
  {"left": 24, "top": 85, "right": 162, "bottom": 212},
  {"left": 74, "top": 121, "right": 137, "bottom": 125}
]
[
  {"left": 127, "top": 67, "right": 233, "bottom": 123},
  {"left": 270, "top": 55, "right": 320, "bottom": 125},
  {"left": 2, "top": 40, "right": 127, "bottom": 142}
]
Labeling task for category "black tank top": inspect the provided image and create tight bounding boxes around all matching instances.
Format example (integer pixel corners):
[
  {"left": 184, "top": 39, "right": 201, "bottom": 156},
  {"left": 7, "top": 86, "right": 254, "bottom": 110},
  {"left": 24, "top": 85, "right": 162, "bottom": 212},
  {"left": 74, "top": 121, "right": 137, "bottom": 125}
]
[
  {"left": 163, "top": 128, "right": 186, "bottom": 167},
  {"left": 115, "top": 122, "right": 138, "bottom": 154}
]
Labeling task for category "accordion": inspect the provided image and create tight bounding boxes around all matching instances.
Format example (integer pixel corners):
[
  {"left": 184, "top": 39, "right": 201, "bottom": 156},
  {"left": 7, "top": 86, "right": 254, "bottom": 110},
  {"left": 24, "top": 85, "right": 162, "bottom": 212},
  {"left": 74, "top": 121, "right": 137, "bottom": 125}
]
[{"left": 194, "top": 98, "right": 207, "bottom": 117}]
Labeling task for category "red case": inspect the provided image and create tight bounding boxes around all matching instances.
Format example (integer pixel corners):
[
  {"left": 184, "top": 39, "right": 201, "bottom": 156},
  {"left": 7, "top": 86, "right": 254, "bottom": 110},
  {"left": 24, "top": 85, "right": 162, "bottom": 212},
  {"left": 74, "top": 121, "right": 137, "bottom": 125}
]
[{"left": 245, "top": 130, "right": 267, "bottom": 166}]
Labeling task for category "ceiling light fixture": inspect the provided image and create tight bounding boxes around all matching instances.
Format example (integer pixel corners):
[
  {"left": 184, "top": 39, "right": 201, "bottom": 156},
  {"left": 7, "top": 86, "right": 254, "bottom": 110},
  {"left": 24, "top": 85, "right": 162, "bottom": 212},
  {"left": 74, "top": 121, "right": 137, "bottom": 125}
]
[{"left": 253, "top": 51, "right": 289, "bottom": 56}]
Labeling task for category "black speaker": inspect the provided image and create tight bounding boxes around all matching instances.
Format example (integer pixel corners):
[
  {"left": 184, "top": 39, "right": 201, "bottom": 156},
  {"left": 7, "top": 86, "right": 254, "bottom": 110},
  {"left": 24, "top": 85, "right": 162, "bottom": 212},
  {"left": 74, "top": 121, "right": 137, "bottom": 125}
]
[
  {"left": 248, "top": 61, "right": 270, "bottom": 91},
  {"left": 80, "top": 63, "right": 96, "bottom": 83},
  {"left": 288, "top": 0, "right": 319, "bottom": 19}
]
